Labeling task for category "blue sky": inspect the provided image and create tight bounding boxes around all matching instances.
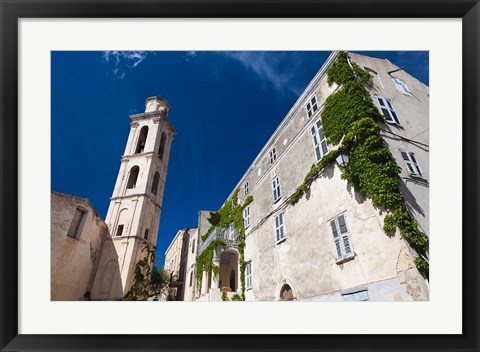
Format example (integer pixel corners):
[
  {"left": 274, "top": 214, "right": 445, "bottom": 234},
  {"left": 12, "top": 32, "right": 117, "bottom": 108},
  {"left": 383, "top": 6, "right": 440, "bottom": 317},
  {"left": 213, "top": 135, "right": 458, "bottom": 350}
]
[{"left": 51, "top": 51, "right": 428, "bottom": 267}]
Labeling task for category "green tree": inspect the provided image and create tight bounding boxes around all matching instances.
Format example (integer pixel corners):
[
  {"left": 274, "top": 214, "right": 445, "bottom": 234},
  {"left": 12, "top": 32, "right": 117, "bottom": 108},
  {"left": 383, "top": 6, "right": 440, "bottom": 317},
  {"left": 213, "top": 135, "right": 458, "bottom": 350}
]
[{"left": 124, "top": 244, "right": 170, "bottom": 301}]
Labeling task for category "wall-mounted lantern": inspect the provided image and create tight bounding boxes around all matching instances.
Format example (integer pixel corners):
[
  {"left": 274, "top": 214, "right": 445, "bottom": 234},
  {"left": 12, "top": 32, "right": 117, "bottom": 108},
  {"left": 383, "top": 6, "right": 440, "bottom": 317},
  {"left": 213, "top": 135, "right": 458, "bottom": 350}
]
[{"left": 335, "top": 150, "right": 349, "bottom": 167}]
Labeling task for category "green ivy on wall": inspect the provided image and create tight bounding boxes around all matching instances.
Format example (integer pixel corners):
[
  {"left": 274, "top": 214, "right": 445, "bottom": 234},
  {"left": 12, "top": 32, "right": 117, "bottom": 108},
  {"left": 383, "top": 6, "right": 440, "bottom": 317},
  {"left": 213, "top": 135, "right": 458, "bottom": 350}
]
[
  {"left": 290, "top": 51, "right": 429, "bottom": 276},
  {"left": 196, "top": 189, "right": 253, "bottom": 300}
]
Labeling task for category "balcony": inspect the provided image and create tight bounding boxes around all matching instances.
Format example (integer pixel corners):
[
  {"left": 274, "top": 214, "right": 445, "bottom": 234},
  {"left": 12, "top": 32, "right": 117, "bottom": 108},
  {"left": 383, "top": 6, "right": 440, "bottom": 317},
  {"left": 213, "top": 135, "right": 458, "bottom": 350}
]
[{"left": 198, "top": 227, "right": 241, "bottom": 254}]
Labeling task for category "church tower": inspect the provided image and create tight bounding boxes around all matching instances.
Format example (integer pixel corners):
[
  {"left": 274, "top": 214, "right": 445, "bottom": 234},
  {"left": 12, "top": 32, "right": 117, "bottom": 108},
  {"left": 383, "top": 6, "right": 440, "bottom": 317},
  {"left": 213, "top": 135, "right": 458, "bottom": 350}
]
[{"left": 91, "top": 96, "right": 175, "bottom": 300}]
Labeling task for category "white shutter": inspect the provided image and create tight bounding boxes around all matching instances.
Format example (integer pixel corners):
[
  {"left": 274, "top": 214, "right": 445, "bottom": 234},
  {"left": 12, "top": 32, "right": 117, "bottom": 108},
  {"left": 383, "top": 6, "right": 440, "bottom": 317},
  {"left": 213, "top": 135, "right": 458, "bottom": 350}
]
[
  {"left": 331, "top": 213, "right": 354, "bottom": 261},
  {"left": 246, "top": 262, "right": 252, "bottom": 289},
  {"left": 330, "top": 219, "right": 343, "bottom": 259},
  {"left": 337, "top": 214, "right": 353, "bottom": 257},
  {"left": 316, "top": 120, "right": 328, "bottom": 156},
  {"left": 376, "top": 96, "right": 400, "bottom": 124},
  {"left": 311, "top": 120, "right": 328, "bottom": 162},
  {"left": 401, "top": 151, "right": 421, "bottom": 177},
  {"left": 386, "top": 100, "right": 400, "bottom": 124},
  {"left": 310, "top": 126, "right": 322, "bottom": 161}
]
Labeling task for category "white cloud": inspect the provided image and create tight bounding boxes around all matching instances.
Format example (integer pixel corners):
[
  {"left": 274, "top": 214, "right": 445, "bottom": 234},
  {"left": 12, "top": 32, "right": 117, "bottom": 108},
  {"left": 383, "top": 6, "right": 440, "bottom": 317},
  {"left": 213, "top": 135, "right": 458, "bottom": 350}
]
[
  {"left": 102, "top": 51, "right": 150, "bottom": 78},
  {"left": 219, "top": 51, "right": 303, "bottom": 95}
]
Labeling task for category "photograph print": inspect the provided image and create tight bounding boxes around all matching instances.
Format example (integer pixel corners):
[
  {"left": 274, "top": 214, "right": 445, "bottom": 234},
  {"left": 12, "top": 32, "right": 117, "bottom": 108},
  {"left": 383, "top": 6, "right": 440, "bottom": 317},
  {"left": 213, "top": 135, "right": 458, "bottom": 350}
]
[{"left": 51, "top": 50, "right": 429, "bottom": 302}]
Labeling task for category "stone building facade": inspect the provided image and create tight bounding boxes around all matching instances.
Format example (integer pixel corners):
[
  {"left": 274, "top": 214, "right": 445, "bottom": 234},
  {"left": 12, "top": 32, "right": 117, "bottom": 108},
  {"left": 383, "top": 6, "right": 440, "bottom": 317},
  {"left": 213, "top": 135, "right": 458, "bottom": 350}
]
[
  {"left": 191, "top": 51, "right": 429, "bottom": 302},
  {"left": 51, "top": 192, "right": 110, "bottom": 300}
]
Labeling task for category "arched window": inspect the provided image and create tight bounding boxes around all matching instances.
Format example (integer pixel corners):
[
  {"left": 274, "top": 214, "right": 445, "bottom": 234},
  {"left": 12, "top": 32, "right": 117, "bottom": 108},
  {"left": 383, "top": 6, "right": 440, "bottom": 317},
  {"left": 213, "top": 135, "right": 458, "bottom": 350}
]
[
  {"left": 280, "top": 284, "right": 294, "bottom": 301},
  {"left": 135, "top": 126, "right": 149, "bottom": 154},
  {"left": 151, "top": 171, "right": 160, "bottom": 195},
  {"left": 127, "top": 166, "right": 139, "bottom": 189},
  {"left": 158, "top": 132, "right": 166, "bottom": 160}
]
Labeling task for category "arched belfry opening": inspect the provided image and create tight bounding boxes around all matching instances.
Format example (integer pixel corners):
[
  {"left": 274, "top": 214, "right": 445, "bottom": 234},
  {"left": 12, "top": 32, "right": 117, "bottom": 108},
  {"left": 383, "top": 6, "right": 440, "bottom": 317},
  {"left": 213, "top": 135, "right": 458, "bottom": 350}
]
[
  {"left": 127, "top": 166, "right": 140, "bottom": 189},
  {"left": 135, "top": 126, "right": 149, "bottom": 154},
  {"left": 280, "top": 284, "right": 294, "bottom": 301},
  {"left": 158, "top": 132, "right": 166, "bottom": 160},
  {"left": 151, "top": 171, "right": 160, "bottom": 195}
]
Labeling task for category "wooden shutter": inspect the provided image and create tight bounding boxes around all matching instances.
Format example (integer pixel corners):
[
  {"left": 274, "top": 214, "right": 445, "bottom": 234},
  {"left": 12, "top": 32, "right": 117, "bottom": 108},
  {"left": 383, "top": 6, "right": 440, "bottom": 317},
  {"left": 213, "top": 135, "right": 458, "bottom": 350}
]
[
  {"left": 337, "top": 214, "right": 353, "bottom": 257},
  {"left": 311, "top": 126, "right": 322, "bottom": 161},
  {"left": 316, "top": 120, "right": 328, "bottom": 156},
  {"left": 330, "top": 219, "right": 343, "bottom": 259}
]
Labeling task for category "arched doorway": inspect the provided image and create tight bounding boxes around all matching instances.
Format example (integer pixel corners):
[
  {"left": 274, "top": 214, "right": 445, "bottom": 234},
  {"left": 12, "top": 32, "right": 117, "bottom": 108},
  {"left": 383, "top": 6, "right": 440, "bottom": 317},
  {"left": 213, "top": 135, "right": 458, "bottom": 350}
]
[
  {"left": 219, "top": 249, "right": 238, "bottom": 292},
  {"left": 280, "top": 284, "right": 294, "bottom": 301}
]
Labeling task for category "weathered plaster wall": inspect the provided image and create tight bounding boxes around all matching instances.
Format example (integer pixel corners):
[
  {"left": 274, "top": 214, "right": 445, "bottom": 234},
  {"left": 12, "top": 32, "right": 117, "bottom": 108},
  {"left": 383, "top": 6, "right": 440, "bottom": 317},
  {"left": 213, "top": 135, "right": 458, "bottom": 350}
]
[
  {"left": 51, "top": 192, "right": 108, "bottom": 301},
  {"left": 349, "top": 53, "right": 430, "bottom": 235}
]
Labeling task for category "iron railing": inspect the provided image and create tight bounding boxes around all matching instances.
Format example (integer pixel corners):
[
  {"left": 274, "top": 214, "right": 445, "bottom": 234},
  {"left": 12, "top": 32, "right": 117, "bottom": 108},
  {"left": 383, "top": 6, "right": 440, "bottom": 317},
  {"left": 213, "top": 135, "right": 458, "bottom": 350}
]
[{"left": 198, "top": 227, "right": 240, "bottom": 254}]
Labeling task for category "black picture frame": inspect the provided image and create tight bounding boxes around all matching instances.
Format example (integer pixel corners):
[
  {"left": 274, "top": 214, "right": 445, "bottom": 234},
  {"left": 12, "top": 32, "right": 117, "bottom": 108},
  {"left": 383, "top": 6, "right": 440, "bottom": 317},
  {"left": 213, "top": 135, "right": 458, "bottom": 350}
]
[{"left": 1, "top": 1, "right": 478, "bottom": 351}]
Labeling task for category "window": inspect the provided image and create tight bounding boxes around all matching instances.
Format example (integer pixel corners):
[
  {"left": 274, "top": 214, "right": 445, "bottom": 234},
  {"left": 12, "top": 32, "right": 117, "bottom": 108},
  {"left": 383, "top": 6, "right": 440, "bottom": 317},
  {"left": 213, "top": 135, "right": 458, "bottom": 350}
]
[
  {"left": 330, "top": 213, "right": 354, "bottom": 262},
  {"left": 127, "top": 166, "right": 139, "bottom": 189},
  {"left": 246, "top": 261, "right": 253, "bottom": 289},
  {"left": 115, "top": 224, "right": 124, "bottom": 237},
  {"left": 144, "top": 229, "right": 149, "bottom": 240},
  {"left": 274, "top": 212, "right": 286, "bottom": 243},
  {"left": 391, "top": 77, "right": 412, "bottom": 96},
  {"left": 272, "top": 175, "right": 281, "bottom": 203},
  {"left": 244, "top": 181, "right": 249, "bottom": 196},
  {"left": 192, "top": 239, "right": 196, "bottom": 253},
  {"left": 228, "top": 223, "right": 235, "bottom": 241},
  {"left": 376, "top": 96, "right": 400, "bottom": 124},
  {"left": 342, "top": 290, "right": 369, "bottom": 301},
  {"left": 179, "top": 264, "right": 185, "bottom": 282},
  {"left": 270, "top": 147, "right": 277, "bottom": 164},
  {"left": 158, "top": 132, "right": 166, "bottom": 160},
  {"left": 400, "top": 151, "right": 422, "bottom": 177},
  {"left": 135, "top": 126, "right": 148, "bottom": 154},
  {"left": 67, "top": 208, "right": 86, "bottom": 239},
  {"left": 190, "top": 271, "right": 193, "bottom": 287},
  {"left": 151, "top": 171, "right": 160, "bottom": 195},
  {"left": 310, "top": 119, "right": 328, "bottom": 161},
  {"left": 244, "top": 206, "right": 250, "bottom": 228},
  {"left": 306, "top": 94, "right": 318, "bottom": 118}
]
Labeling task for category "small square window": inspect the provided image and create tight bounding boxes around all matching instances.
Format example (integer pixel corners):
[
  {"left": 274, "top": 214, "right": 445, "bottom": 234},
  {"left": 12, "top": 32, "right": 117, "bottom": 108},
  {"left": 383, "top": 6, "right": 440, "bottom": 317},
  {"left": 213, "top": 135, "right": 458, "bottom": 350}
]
[
  {"left": 244, "top": 181, "right": 249, "bottom": 196},
  {"left": 306, "top": 94, "right": 319, "bottom": 118},
  {"left": 270, "top": 147, "right": 277, "bottom": 164},
  {"left": 116, "top": 224, "right": 124, "bottom": 237}
]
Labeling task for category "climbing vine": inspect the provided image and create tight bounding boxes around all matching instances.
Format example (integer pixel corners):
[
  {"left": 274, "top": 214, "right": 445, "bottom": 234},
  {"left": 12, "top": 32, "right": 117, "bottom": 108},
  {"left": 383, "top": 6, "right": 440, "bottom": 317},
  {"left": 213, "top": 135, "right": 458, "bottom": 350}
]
[
  {"left": 196, "top": 189, "right": 254, "bottom": 299},
  {"left": 291, "top": 51, "right": 429, "bottom": 276}
]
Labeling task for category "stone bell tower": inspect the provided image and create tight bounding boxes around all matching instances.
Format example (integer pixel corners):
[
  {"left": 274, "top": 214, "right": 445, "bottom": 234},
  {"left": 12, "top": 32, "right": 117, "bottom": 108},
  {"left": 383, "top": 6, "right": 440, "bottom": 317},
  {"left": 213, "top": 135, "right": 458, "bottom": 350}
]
[{"left": 91, "top": 96, "right": 175, "bottom": 300}]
